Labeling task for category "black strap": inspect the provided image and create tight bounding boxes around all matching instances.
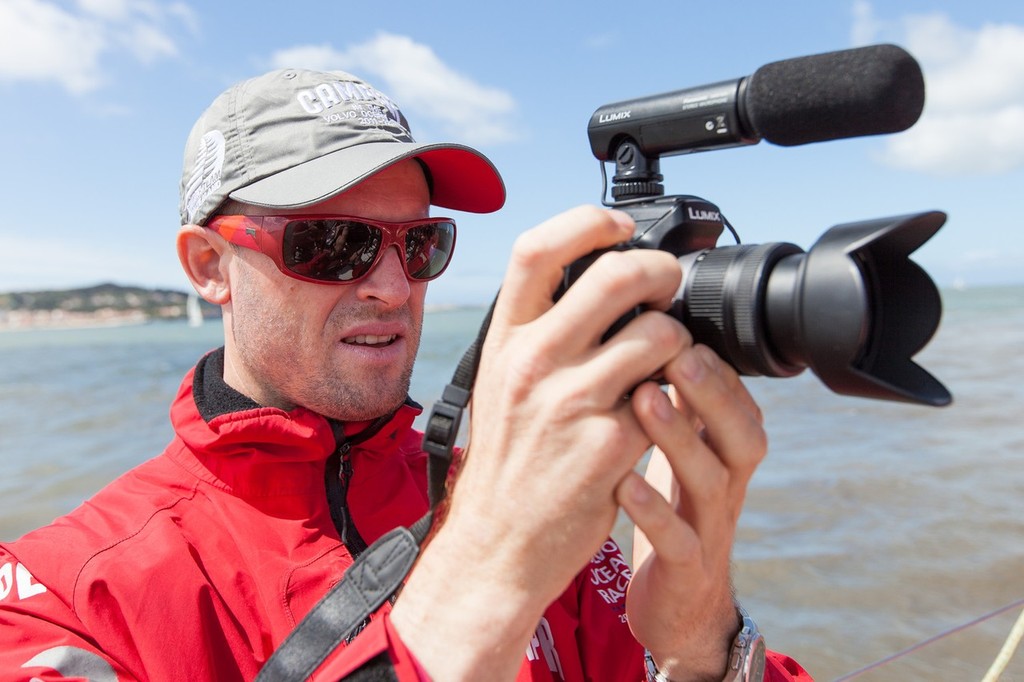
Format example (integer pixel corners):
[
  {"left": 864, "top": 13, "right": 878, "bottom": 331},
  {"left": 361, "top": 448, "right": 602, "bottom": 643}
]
[
  {"left": 410, "top": 295, "right": 496, "bottom": 544},
  {"left": 256, "top": 295, "right": 498, "bottom": 681},
  {"left": 254, "top": 528, "right": 420, "bottom": 682}
]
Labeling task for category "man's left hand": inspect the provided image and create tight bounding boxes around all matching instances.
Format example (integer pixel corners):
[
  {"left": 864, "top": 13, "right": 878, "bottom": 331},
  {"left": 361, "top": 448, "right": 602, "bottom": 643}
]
[{"left": 618, "top": 344, "right": 767, "bottom": 681}]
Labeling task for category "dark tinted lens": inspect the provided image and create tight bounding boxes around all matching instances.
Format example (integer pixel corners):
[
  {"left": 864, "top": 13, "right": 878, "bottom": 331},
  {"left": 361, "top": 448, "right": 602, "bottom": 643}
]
[
  {"left": 405, "top": 222, "right": 455, "bottom": 280},
  {"left": 283, "top": 220, "right": 381, "bottom": 281}
]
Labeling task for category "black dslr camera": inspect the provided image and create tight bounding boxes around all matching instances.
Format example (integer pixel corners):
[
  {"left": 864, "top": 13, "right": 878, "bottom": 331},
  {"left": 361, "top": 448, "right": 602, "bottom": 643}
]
[{"left": 565, "top": 44, "right": 950, "bottom": 407}]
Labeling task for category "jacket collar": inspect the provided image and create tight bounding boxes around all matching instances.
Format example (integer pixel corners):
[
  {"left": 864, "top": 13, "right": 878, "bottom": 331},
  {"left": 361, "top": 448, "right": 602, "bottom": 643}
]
[{"left": 167, "top": 348, "right": 421, "bottom": 497}]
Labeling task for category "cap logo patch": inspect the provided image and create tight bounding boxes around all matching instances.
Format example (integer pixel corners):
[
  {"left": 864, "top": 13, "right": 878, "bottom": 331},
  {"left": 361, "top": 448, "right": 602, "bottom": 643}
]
[
  {"left": 184, "top": 130, "right": 226, "bottom": 224},
  {"left": 295, "top": 80, "right": 405, "bottom": 130}
]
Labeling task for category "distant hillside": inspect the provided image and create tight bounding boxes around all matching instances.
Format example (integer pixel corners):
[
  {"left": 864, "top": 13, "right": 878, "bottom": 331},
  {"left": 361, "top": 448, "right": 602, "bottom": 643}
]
[{"left": 0, "top": 283, "right": 219, "bottom": 329}]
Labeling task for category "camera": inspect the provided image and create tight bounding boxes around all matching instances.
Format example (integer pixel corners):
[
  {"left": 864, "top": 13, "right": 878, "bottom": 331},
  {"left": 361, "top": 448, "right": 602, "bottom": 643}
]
[{"left": 564, "top": 44, "right": 951, "bottom": 407}]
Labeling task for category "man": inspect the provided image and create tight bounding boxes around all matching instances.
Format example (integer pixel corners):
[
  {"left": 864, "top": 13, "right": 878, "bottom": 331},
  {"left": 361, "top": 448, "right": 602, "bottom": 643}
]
[{"left": 0, "top": 68, "right": 809, "bottom": 681}]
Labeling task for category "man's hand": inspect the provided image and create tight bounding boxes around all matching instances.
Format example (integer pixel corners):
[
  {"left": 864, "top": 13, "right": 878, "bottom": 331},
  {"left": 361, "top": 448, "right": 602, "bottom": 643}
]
[
  {"left": 619, "top": 345, "right": 767, "bottom": 681},
  {"left": 392, "top": 206, "right": 695, "bottom": 680}
]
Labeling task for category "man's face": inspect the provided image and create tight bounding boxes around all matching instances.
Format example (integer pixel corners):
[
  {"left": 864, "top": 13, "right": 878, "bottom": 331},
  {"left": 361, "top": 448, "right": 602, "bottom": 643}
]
[{"left": 222, "top": 159, "right": 431, "bottom": 421}]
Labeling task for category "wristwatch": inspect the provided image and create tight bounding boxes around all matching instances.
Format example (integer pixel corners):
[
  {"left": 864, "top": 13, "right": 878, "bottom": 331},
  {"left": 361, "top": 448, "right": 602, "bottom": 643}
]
[
  {"left": 724, "top": 606, "right": 766, "bottom": 682},
  {"left": 644, "top": 606, "right": 766, "bottom": 682}
]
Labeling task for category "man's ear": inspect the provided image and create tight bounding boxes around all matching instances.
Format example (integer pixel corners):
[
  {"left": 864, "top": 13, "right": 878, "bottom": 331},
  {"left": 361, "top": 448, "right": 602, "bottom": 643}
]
[{"left": 177, "top": 225, "right": 232, "bottom": 305}]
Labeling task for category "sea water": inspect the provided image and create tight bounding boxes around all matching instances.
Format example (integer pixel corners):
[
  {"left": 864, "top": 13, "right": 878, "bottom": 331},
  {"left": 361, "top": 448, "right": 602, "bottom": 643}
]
[{"left": 1, "top": 286, "right": 1021, "bottom": 680}]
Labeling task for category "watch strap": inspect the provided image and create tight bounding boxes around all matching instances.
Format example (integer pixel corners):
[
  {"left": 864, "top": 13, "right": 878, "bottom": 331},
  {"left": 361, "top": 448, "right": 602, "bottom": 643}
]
[
  {"left": 724, "top": 606, "right": 766, "bottom": 682},
  {"left": 644, "top": 605, "right": 766, "bottom": 682},
  {"left": 644, "top": 649, "right": 673, "bottom": 682}
]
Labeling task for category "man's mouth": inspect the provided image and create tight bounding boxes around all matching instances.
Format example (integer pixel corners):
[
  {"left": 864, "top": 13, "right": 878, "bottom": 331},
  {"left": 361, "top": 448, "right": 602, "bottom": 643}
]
[{"left": 342, "top": 334, "right": 398, "bottom": 347}]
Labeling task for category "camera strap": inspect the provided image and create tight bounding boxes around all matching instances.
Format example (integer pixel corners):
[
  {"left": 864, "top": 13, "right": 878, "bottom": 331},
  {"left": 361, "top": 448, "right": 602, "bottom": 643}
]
[{"left": 255, "top": 296, "right": 497, "bottom": 682}]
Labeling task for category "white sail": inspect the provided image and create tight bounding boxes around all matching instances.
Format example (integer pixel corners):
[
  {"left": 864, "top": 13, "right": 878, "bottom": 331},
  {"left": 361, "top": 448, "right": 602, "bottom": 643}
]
[{"left": 187, "top": 292, "right": 203, "bottom": 327}]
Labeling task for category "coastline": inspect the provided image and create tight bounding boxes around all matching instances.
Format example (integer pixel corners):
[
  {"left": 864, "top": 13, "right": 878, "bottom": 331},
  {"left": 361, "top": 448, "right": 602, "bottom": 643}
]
[
  {"left": 3, "top": 283, "right": 1016, "bottom": 332},
  {"left": 0, "top": 308, "right": 151, "bottom": 332},
  {"left": 0, "top": 283, "right": 215, "bottom": 332},
  {"left": 0, "top": 303, "right": 485, "bottom": 333}
]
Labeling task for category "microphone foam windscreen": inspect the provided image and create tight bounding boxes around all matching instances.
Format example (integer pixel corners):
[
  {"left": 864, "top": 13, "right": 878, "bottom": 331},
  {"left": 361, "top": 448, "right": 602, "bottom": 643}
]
[{"left": 746, "top": 44, "right": 925, "bottom": 147}]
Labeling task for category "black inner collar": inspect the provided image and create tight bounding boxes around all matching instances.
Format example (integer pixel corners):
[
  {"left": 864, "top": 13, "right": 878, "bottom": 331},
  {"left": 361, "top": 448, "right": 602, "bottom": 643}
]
[{"left": 192, "top": 347, "right": 263, "bottom": 422}]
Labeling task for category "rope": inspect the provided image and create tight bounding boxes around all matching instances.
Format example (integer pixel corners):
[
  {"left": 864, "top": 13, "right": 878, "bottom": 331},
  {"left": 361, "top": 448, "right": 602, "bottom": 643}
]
[
  {"left": 833, "top": 597, "right": 1024, "bottom": 681},
  {"left": 982, "top": 605, "right": 1024, "bottom": 682}
]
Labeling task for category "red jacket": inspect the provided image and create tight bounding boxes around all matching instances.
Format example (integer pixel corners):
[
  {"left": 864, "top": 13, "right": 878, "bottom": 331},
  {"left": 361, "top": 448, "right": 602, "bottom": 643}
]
[{"left": 0, "top": 350, "right": 810, "bottom": 681}]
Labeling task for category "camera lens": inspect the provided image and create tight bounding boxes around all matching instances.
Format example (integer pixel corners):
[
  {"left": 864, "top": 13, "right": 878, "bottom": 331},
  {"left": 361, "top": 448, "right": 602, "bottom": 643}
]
[
  {"left": 674, "top": 243, "right": 805, "bottom": 377},
  {"left": 667, "top": 212, "right": 950, "bottom": 406}
]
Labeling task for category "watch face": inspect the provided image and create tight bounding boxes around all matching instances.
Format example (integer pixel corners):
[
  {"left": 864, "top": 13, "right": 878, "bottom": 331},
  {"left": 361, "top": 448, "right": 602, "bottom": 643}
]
[{"left": 748, "top": 638, "right": 767, "bottom": 682}]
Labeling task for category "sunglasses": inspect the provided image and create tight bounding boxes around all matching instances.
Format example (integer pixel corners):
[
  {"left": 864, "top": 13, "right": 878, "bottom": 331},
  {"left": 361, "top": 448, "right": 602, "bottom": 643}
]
[{"left": 205, "top": 214, "right": 457, "bottom": 285}]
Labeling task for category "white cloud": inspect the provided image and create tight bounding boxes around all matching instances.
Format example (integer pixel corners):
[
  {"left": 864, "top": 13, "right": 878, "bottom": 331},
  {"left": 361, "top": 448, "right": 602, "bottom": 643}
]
[
  {"left": 879, "top": 107, "right": 1024, "bottom": 175},
  {"left": 166, "top": 2, "right": 199, "bottom": 35},
  {"left": 268, "top": 44, "right": 339, "bottom": 72},
  {"left": 850, "top": 0, "right": 883, "bottom": 48},
  {"left": 0, "top": 0, "right": 193, "bottom": 94},
  {"left": 270, "top": 33, "right": 519, "bottom": 146},
  {"left": 583, "top": 33, "right": 618, "bottom": 50},
  {"left": 906, "top": 20, "right": 1024, "bottom": 115},
  {"left": 853, "top": 3, "right": 1024, "bottom": 176},
  {"left": 120, "top": 21, "right": 179, "bottom": 63},
  {"left": 0, "top": 0, "right": 106, "bottom": 92},
  {"left": 76, "top": 0, "right": 135, "bottom": 21}
]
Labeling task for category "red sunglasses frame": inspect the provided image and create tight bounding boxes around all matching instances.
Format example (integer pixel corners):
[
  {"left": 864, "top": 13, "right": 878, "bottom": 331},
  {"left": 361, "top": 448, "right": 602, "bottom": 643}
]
[{"left": 205, "top": 214, "right": 457, "bottom": 285}]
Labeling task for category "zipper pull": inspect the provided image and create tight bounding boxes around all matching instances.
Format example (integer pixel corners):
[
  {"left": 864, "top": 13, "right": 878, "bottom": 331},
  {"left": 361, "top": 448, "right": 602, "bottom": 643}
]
[{"left": 338, "top": 441, "right": 353, "bottom": 493}]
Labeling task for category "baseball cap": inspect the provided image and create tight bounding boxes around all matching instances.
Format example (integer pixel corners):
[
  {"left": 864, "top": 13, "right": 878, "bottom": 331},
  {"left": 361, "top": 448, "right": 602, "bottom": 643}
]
[{"left": 180, "top": 68, "right": 506, "bottom": 226}]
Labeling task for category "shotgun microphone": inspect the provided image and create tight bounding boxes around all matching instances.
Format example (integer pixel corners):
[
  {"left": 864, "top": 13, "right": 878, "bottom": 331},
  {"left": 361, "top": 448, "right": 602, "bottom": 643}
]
[{"left": 588, "top": 44, "right": 925, "bottom": 160}]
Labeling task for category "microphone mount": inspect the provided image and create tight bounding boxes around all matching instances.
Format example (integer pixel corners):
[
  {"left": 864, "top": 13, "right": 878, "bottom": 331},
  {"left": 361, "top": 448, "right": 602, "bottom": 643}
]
[{"left": 610, "top": 140, "right": 664, "bottom": 201}]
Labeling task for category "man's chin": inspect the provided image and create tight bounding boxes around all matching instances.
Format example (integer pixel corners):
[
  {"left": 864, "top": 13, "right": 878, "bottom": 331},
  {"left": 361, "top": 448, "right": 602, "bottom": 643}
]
[{"left": 315, "top": 383, "right": 411, "bottom": 423}]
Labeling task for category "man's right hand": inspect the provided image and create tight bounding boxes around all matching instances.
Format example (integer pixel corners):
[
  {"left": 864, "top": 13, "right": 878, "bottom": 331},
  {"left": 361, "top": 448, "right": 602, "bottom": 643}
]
[{"left": 391, "top": 205, "right": 692, "bottom": 680}]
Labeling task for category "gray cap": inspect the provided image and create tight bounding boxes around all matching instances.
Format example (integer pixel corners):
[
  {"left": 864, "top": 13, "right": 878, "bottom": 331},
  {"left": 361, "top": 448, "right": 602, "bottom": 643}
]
[{"left": 180, "top": 68, "right": 506, "bottom": 225}]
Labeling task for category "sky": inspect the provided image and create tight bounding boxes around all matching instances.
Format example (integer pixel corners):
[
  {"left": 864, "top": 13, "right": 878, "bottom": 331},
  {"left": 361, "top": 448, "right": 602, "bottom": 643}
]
[{"left": 1, "top": 0, "right": 1022, "bottom": 307}]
